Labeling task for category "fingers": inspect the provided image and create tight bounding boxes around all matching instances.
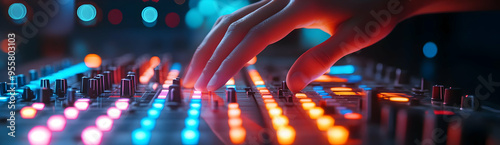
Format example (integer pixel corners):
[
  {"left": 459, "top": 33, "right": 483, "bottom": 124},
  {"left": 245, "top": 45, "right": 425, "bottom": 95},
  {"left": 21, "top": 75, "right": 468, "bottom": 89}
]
[
  {"left": 205, "top": 3, "right": 314, "bottom": 91},
  {"left": 195, "top": 0, "right": 291, "bottom": 91},
  {"left": 183, "top": 0, "right": 269, "bottom": 88}
]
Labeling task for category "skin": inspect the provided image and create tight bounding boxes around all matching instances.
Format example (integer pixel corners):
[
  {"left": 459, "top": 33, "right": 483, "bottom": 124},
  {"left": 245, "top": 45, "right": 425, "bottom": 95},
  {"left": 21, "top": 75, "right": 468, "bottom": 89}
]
[{"left": 184, "top": 0, "right": 500, "bottom": 93}]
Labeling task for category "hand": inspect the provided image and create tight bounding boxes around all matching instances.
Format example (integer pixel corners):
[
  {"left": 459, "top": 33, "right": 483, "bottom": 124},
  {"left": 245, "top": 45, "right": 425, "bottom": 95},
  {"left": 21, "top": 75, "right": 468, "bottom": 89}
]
[{"left": 183, "top": 0, "right": 499, "bottom": 93}]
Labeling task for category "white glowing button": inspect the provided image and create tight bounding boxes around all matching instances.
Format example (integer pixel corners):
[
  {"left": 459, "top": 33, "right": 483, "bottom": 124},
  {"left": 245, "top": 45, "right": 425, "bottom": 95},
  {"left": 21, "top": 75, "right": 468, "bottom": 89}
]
[
  {"left": 115, "top": 101, "right": 129, "bottom": 110},
  {"left": 32, "top": 102, "right": 45, "bottom": 110},
  {"left": 64, "top": 107, "right": 79, "bottom": 119},
  {"left": 193, "top": 90, "right": 202, "bottom": 96},
  {"left": 21, "top": 106, "right": 37, "bottom": 119},
  {"left": 192, "top": 94, "right": 201, "bottom": 99},
  {"left": 82, "top": 126, "right": 103, "bottom": 145},
  {"left": 96, "top": 115, "right": 114, "bottom": 131},
  {"left": 47, "top": 115, "right": 66, "bottom": 131},
  {"left": 75, "top": 101, "right": 89, "bottom": 110},
  {"left": 107, "top": 107, "right": 121, "bottom": 119},
  {"left": 28, "top": 126, "right": 51, "bottom": 145}
]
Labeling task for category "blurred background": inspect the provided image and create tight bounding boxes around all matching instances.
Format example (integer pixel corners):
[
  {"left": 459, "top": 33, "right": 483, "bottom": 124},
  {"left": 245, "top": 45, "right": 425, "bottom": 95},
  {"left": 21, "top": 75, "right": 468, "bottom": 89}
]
[{"left": 0, "top": 0, "right": 499, "bottom": 105}]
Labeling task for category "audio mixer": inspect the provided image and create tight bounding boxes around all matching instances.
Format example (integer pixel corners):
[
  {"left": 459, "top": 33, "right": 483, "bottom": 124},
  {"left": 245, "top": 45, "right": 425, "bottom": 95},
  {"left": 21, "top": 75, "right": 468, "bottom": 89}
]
[{"left": 1, "top": 54, "right": 499, "bottom": 145}]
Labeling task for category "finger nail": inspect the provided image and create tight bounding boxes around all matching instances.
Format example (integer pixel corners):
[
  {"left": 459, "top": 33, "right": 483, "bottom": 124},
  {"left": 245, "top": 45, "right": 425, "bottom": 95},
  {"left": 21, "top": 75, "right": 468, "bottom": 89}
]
[{"left": 206, "top": 75, "right": 219, "bottom": 91}]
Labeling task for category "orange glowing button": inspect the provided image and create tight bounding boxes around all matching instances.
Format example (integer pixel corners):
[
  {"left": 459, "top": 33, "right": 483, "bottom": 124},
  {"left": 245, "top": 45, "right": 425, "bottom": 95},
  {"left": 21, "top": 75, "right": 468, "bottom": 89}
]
[
  {"left": 295, "top": 93, "right": 307, "bottom": 98},
  {"left": 21, "top": 107, "right": 37, "bottom": 119},
  {"left": 255, "top": 80, "right": 264, "bottom": 85},
  {"left": 259, "top": 89, "right": 269, "bottom": 94},
  {"left": 246, "top": 56, "right": 257, "bottom": 65},
  {"left": 308, "top": 107, "right": 324, "bottom": 119},
  {"left": 313, "top": 75, "right": 348, "bottom": 83},
  {"left": 149, "top": 56, "right": 160, "bottom": 67},
  {"left": 317, "top": 116, "right": 335, "bottom": 131},
  {"left": 330, "top": 87, "right": 353, "bottom": 92},
  {"left": 272, "top": 115, "right": 289, "bottom": 129},
  {"left": 229, "top": 127, "right": 246, "bottom": 144},
  {"left": 327, "top": 126, "right": 349, "bottom": 145},
  {"left": 389, "top": 96, "right": 409, "bottom": 102},
  {"left": 268, "top": 108, "right": 283, "bottom": 118},
  {"left": 299, "top": 98, "right": 312, "bottom": 103},
  {"left": 302, "top": 102, "right": 316, "bottom": 110},
  {"left": 228, "top": 108, "right": 241, "bottom": 118},
  {"left": 277, "top": 126, "right": 296, "bottom": 145},
  {"left": 228, "top": 118, "right": 243, "bottom": 127},
  {"left": 378, "top": 93, "right": 412, "bottom": 99},
  {"left": 344, "top": 113, "right": 362, "bottom": 120},
  {"left": 84, "top": 54, "right": 102, "bottom": 68},
  {"left": 226, "top": 78, "right": 235, "bottom": 85},
  {"left": 265, "top": 102, "right": 278, "bottom": 110},
  {"left": 228, "top": 103, "right": 239, "bottom": 109},
  {"left": 333, "top": 92, "right": 358, "bottom": 96},
  {"left": 263, "top": 99, "right": 275, "bottom": 103},
  {"left": 262, "top": 95, "right": 272, "bottom": 99}
]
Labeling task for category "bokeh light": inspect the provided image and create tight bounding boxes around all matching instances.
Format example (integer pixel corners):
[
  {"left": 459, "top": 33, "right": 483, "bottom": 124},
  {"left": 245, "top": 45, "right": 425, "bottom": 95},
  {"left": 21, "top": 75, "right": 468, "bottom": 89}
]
[
  {"left": 142, "top": 6, "right": 158, "bottom": 23},
  {"left": 165, "top": 12, "right": 180, "bottom": 28},
  {"left": 108, "top": 9, "right": 123, "bottom": 25},
  {"left": 77, "top": 4, "right": 97, "bottom": 22},
  {"left": 198, "top": 0, "right": 219, "bottom": 16},
  {"left": 1, "top": 39, "right": 9, "bottom": 53},
  {"left": 84, "top": 54, "right": 102, "bottom": 68},
  {"left": 185, "top": 9, "right": 203, "bottom": 29},
  {"left": 8, "top": 3, "right": 27, "bottom": 20},
  {"left": 175, "top": 0, "right": 186, "bottom": 5},
  {"left": 423, "top": 41, "right": 438, "bottom": 58}
]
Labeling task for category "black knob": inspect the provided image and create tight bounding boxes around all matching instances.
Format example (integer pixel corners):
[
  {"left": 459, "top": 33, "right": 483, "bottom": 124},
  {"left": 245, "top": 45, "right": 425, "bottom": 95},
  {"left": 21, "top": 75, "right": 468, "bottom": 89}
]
[
  {"left": 16, "top": 74, "right": 26, "bottom": 87},
  {"left": 127, "top": 74, "right": 136, "bottom": 94},
  {"left": 22, "top": 87, "right": 35, "bottom": 101},
  {"left": 431, "top": 85, "right": 444, "bottom": 101},
  {"left": 76, "top": 73, "right": 84, "bottom": 83},
  {"left": 107, "top": 68, "right": 116, "bottom": 85},
  {"left": 443, "top": 88, "right": 462, "bottom": 106},
  {"left": 167, "top": 84, "right": 182, "bottom": 103},
  {"left": 226, "top": 88, "right": 237, "bottom": 103},
  {"left": 154, "top": 67, "right": 160, "bottom": 83},
  {"left": 0, "top": 82, "right": 6, "bottom": 95},
  {"left": 40, "top": 79, "right": 50, "bottom": 89},
  {"left": 55, "top": 79, "right": 67, "bottom": 99},
  {"left": 95, "top": 75, "right": 104, "bottom": 95},
  {"left": 81, "top": 76, "right": 89, "bottom": 94},
  {"left": 88, "top": 79, "right": 98, "bottom": 98},
  {"left": 173, "top": 77, "right": 181, "bottom": 86},
  {"left": 40, "top": 87, "right": 52, "bottom": 105},
  {"left": 120, "top": 79, "right": 132, "bottom": 98},
  {"left": 29, "top": 69, "right": 39, "bottom": 81},
  {"left": 66, "top": 88, "right": 76, "bottom": 106},
  {"left": 103, "top": 71, "right": 112, "bottom": 90}
]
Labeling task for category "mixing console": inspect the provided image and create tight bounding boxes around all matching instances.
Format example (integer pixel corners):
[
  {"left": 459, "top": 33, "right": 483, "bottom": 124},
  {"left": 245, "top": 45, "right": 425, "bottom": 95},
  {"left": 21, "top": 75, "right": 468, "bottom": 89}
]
[{"left": 1, "top": 54, "right": 499, "bottom": 145}]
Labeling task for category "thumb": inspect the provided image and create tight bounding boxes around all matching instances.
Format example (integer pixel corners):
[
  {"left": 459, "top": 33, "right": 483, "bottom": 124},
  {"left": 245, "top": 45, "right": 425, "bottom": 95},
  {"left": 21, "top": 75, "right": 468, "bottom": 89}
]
[{"left": 286, "top": 24, "right": 367, "bottom": 93}]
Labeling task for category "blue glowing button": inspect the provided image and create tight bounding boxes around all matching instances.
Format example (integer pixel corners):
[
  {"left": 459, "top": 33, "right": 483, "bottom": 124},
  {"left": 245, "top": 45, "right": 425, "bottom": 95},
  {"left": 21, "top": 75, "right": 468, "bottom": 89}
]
[
  {"left": 313, "top": 86, "right": 323, "bottom": 91},
  {"left": 316, "top": 90, "right": 326, "bottom": 93},
  {"left": 8, "top": 3, "right": 27, "bottom": 20},
  {"left": 322, "top": 96, "right": 332, "bottom": 99},
  {"left": 132, "top": 129, "right": 151, "bottom": 145},
  {"left": 182, "top": 129, "right": 200, "bottom": 145},
  {"left": 339, "top": 109, "right": 353, "bottom": 115},
  {"left": 226, "top": 85, "right": 236, "bottom": 89},
  {"left": 154, "top": 99, "right": 165, "bottom": 103},
  {"left": 329, "top": 65, "right": 355, "bottom": 75},
  {"left": 77, "top": 4, "right": 97, "bottom": 22},
  {"left": 148, "top": 109, "right": 160, "bottom": 119},
  {"left": 185, "top": 117, "right": 200, "bottom": 129},
  {"left": 141, "top": 118, "right": 156, "bottom": 131},
  {"left": 188, "top": 109, "right": 200, "bottom": 117},
  {"left": 190, "top": 99, "right": 201, "bottom": 103},
  {"left": 256, "top": 85, "right": 266, "bottom": 88},
  {"left": 190, "top": 103, "right": 201, "bottom": 109},
  {"left": 152, "top": 103, "right": 164, "bottom": 109},
  {"left": 319, "top": 92, "right": 329, "bottom": 96},
  {"left": 142, "top": 6, "right": 158, "bottom": 23}
]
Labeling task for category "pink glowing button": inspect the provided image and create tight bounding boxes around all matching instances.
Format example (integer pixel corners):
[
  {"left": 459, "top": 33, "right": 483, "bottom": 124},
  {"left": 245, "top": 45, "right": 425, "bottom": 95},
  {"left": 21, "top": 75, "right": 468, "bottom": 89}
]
[
  {"left": 96, "top": 115, "right": 114, "bottom": 131},
  {"left": 32, "top": 102, "right": 45, "bottom": 110},
  {"left": 75, "top": 101, "right": 89, "bottom": 110},
  {"left": 82, "top": 126, "right": 103, "bottom": 145},
  {"left": 28, "top": 126, "right": 51, "bottom": 145},
  {"left": 117, "top": 98, "right": 130, "bottom": 102},
  {"left": 64, "top": 107, "right": 79, "bottom": 119},
  {"left": 47, "top": 115, "right": 66, "bottom": 131},
  {"left": 115, "top": 101, "right": 129, "bottom": 110},
  {"left": 77, "top": 98, "right": 90, "bottom": 102},
  {"left": 107, "top": 107, "right": 121, "bottom": 119}
]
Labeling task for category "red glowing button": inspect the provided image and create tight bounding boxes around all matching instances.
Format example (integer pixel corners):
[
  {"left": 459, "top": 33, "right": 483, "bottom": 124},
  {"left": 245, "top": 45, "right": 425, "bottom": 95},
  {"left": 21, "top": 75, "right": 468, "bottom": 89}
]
[
  {"left": 434, "top": 110, "right": 455, "bottom": 115},
  {"left": 47, "top": 115, "right": 66, "bottom": 131},
  {"left": 28, "top": 126, "right": 51, "bottom": 145},
  {"left": 96, "top": 115, "right": 114, "bottom": 131},
  {"left": 82, "top": 126, "right": 103, "bottom": 145},
  {"left": 21, "top": 106, "right": 37, "bottom": 119},
  {"left": 64, "top": 107, "right": 79, "bottom": 119},
  {"left": 344, "top": 113, "right": 362, "bottom": 120}
]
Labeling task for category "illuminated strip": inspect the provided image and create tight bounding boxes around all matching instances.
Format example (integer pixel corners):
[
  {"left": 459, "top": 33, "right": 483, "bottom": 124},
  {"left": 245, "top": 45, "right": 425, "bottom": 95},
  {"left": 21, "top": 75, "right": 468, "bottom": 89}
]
[{"left": 181, "top": 93, "right": 202, "bottom": 144}]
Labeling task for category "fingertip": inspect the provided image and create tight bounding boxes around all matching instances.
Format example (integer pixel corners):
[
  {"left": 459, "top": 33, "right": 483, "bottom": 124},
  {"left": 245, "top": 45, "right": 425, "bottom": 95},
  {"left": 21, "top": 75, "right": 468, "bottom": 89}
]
[
  {"left": 194, "top": 83, "right": 208, "bottom": 92},
  {"left": 286, "top": 71, "right": 309, "bottom": 93}
]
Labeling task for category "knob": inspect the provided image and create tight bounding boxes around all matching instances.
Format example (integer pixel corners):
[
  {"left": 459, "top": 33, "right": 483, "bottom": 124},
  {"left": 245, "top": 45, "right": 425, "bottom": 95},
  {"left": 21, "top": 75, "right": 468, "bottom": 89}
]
[
  {"left": 167, "top": 85, "right": 182, "bottom": 103},
  {"left": 29, "top": 69, "right": 39, "bottom": 81},
  {"left": 173, "top": 77, "right": 181, "bottom": 86},
  {"left": 120, "top": 79, "right": 132, "bottom": 98},
  {"left": 154, "top": 67, "right": 161, "bottom": 83},
  {"left": 40, "top": 87, "right": 52, "bottom": 105},
  {"left": 365, "top": 87, "right": 382, "bottom": 124},
  {"left": 22, "top": 87, "right": 35, "bottom": 101},
  {"left": 94, "top": 75, "right": 103, "bottom": 95},
  {"left": 226, "top": 88, "right": 237, "bottom": 103},
  {"left": 0, "top": 82, "right": 6, "bottom": 95},
  {"left": 103, "top": 71, "right": 112, "bottom": 90},
  {"left": 278, "top": 81, "right": 288, "bottom": 97},
  {"left": 108, "top": 67, "right": 117, "bottom": 85},
  {"left": 81, "top": 76, "right": 89, "bottom": 94},
  {"left": 55, "top": 79, "right": 67, "bottom": 99},
  {"left": 66, "top": 88, "right": 76, "bottom": 106},
  {"left": 461, "top": 95, "right": 480, "bottom": 110},
  {"left": 76, "top": 73, "right": 84, "bottom": 83},
  {"left": 88, "top": 78, "right": 98, "bottom": 98},
  {"left": 16, "top": 74, "right": 26, "bottom": 87},
  {"left": 40, "top": 79, "right": 50, "bottom": 89},
  {"left": 127, "top": 74, "right": 136, "bottom": 94},
  {"left": 431, "top": 85, "right": 444, "bottom": 101},
  {"left": 394, "top": 68, "right": 409, "bottom": 85},
  {"left": 91, "top": 68, "right": 101, "bottom": 78},
  {"left": 443, "top": 88, "right": 462, "bottom": 106}
]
